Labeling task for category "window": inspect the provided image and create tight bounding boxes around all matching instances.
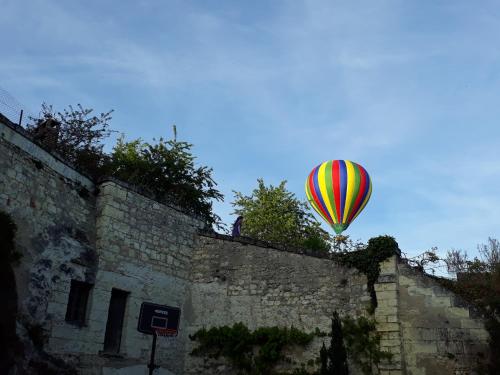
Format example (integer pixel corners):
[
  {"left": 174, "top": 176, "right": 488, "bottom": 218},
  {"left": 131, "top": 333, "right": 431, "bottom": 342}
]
[
  {"left": 103, "top": 288, "right": 129, "bottom": 353},
  {"left": 65, "top": 280, "right": 92, "bottom": 325}
]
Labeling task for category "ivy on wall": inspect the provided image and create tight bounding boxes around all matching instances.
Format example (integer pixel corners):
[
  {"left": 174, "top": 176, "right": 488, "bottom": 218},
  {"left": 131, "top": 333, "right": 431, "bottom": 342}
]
[
  {"left": 190, "top": 316, "right": 392, "bottom": 375},
  {"left": 190, "top": 323, "right": 315, "bottom": 374},
  {"left": 341, "top": 316, "right": 392, "bottom": 374},
  {"left": 333, "top": 235, "right": 400, "bottom": 312}
]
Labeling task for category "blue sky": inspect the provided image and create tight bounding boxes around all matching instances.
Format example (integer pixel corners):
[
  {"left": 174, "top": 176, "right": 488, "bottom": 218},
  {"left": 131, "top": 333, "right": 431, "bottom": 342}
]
[{"left": 1, "top": 0, "right": 500, "bottom": 260}]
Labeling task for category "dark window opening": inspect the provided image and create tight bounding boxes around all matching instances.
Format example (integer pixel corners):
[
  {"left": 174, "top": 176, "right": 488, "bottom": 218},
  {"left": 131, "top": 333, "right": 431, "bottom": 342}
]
[
  {"left": 65, "top": 280, "right": 92, "bottom": 326},
  {"left": 103, "top": 288, "right": 129, "bottom": 353}
]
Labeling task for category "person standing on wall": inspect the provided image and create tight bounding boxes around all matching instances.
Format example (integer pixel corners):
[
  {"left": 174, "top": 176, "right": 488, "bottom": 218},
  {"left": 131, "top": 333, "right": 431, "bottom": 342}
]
[{"left": 231, "top": 216, "right": 243, "bottom": 237}]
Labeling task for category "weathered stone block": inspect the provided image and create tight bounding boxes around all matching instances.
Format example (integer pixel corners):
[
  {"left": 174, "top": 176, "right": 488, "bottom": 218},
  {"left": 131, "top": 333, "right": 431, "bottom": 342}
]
[
  {"left": 375, "top": 283, "right": 397, "bottom": 292},
  {"left": 460, "top": 319, "right": 484, "bottom": 329},
  {"left": 376, "top": 290, "right": 398, "bottom": 301},
  {"left": 377, "top": 322, "right": 400, "bottom": 332}
]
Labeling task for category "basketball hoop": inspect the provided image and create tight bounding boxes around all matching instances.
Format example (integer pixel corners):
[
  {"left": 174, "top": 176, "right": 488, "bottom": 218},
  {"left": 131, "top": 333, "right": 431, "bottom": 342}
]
[
  {"left": 153, "top": 327, "right": 177, "bottom": 337},
  {"left": 137, "top": 302, "right": 181, "bottom": 375},
  {"left": 154, "top": 327, "right": 177, "bottom": 349}
]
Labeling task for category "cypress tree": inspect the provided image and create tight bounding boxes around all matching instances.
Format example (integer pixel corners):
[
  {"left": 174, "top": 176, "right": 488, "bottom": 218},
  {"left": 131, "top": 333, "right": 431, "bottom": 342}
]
[
  {"left": 328, "top": 311, "right": 349, "bottom": 375},
  {"left": 319, "top": 342, "right": 328, "bottom": 375}
]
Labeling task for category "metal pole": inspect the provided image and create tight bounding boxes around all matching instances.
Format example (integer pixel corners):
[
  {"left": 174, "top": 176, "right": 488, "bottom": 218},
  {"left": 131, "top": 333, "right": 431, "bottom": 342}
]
[
  {"left": 148, "top": 332, "right": 158, "bottom": 375},
  {"left": 18, "top": 110, "right": 23, "bottom": 126}
]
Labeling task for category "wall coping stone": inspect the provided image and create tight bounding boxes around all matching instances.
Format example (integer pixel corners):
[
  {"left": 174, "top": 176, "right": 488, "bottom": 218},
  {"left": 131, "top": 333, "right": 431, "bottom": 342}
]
[
  {"left": 198, "top": 229, "right": 335, "bottom": 259},
  {"left": 199, "top": 231, "right": 406, "bottom": 266},
  {"left": 0, "top": 113, "right": 95, "bottom": 186},
  {"left": 98, "top": 177, "right": 206, "bottom": 223}
]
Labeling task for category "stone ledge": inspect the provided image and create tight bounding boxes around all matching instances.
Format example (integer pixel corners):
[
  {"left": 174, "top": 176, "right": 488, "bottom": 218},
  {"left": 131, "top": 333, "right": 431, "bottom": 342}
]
[
  {"left": 98, "top": 177, "right": 205, "bottom": 224},
  {"left": 1, "top": 114, "right": 95, "bottom": 187},
  {"left": 198, "top": 230, "right": 335, "bottom": 260}
]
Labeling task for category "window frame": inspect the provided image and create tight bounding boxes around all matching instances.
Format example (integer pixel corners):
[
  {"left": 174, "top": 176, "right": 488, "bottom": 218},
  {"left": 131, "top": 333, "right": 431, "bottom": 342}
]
[{"left": 65, "top": 279, "right": 93, "bottom": 327}]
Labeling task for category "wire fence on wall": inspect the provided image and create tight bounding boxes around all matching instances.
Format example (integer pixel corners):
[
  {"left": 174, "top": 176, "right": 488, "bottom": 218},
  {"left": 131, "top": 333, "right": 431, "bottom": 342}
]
[{"left": 0, "top": 86, "right": 37, "bottom": 127}]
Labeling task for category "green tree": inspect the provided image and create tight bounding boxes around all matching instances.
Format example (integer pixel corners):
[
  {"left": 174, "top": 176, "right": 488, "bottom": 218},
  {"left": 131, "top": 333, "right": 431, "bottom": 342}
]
[
  {"left": 27, "top": 103, "right": 113, "bottom": 178},
  {"left": 232, "top": 179, "right": 331, "bottom": 253},
  {"left": 109, "top": 136, "right": 223, "bottom": 228},
  {"left": 319, "top": 311, "right": 349, "bottom": 375}
]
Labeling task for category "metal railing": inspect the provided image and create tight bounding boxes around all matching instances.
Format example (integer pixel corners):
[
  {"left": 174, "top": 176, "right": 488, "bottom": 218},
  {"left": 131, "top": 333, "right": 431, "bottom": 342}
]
[{"left": 0, "top": 86, "right": 36, "bottom": 127}]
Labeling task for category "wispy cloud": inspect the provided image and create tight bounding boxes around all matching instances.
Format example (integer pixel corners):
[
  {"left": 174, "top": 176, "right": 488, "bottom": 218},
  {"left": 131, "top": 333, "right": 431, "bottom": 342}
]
[{"left": 2, "top": 0, "right": 500, "bottom": 257}]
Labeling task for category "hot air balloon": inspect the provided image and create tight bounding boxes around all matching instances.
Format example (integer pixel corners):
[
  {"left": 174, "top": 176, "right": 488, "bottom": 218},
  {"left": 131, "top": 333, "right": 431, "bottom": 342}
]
[{"left": 305, "top": 160, "right": 372, "bottom": 235}]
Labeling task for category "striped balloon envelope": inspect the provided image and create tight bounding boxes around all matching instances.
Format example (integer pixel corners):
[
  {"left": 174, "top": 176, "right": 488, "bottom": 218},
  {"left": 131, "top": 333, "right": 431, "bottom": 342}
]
[{"left": 305, "top": 160, "right": 372, "bottom": 235}]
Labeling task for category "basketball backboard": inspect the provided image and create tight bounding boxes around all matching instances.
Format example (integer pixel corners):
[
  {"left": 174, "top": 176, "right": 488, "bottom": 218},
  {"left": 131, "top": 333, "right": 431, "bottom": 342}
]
[{"left": 137, "top": 302, "right": 180, "bottom": 336}]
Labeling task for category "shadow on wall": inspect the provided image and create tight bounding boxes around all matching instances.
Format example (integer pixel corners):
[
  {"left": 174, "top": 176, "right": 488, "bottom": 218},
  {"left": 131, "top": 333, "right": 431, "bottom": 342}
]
[{"left": 0, "top": 264, "right": 21, "bottom": 373}]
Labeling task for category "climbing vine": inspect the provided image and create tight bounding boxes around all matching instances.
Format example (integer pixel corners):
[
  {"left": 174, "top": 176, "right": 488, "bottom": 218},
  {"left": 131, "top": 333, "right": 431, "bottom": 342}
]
[
  {"left": 333, "top": 235, "right": 399, "bottom": 312},
  {"left": 190, "top": 323, "right": 315, "bottom": 374},
  {"left": 341, "top": 316, "right": 393, "bottom": 374}
]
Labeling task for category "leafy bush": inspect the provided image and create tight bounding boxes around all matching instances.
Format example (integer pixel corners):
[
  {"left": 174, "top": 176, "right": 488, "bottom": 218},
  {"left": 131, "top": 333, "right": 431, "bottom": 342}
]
[
  {"left": 109, "top": 136, "right": 223, "bottom": 227},
  {"left": 190, "top": 323, "right": 315, "bottom": 374}
]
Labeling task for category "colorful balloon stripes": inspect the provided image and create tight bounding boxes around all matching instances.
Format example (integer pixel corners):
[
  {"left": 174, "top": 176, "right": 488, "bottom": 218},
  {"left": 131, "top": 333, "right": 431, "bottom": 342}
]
[{"left": 305, "top": 160, "right": 372, "bottom": 234}]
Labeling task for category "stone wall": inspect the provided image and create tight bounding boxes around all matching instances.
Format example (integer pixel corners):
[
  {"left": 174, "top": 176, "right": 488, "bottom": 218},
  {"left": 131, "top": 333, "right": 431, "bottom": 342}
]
[
  {"left": 1, "top": 119, "right": 97, "bottom": 373},
  {"left": 47, "top": 179, "right": 205, "bottom": 375},
  {"left": 1, "top": 118, "right": 205, "bottom": 374},
  {"left": 373, "top": 256, "right": 404, "bottom": 375},
  {"left": 398, "top": 261, "right": 489, "bottom": 375},
  {"left": 368, "top": 257, "right": 490, "bottom": 375},
  {"left": 0, "top": 117, "right": 492, "bottom": 375},
  {"left": 88, "top": 180, "right": 204, "bottom": 374},
  {"left": 184, "top": 233, "right": 371, "bottom": 374}
]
